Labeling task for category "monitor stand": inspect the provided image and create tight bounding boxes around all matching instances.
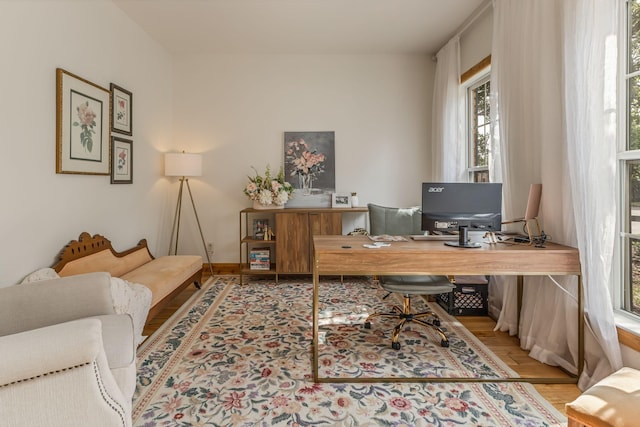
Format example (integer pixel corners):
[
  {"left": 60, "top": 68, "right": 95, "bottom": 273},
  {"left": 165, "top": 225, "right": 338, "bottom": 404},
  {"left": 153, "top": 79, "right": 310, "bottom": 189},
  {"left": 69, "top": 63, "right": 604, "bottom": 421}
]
[
  {"left": 444, "top": 241, "right": 482, "bottom": 249},
  {"left": 445, "top": 226, "right": 482, "bottom": 248}
]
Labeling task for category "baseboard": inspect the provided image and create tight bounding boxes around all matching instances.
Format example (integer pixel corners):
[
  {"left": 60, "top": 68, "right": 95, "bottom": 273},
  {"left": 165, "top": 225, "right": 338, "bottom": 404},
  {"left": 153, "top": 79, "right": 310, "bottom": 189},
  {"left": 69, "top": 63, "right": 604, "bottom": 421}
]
[{"left": 203, "top": 263, "right": 239, "bottom": 275}]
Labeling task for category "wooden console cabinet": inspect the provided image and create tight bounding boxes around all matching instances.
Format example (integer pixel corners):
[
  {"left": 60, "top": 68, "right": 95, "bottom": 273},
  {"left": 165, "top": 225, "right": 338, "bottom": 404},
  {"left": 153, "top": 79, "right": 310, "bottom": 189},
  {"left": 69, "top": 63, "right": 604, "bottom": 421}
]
[{"left": 239, "top": 207, "right": 367, "bottom": 284}]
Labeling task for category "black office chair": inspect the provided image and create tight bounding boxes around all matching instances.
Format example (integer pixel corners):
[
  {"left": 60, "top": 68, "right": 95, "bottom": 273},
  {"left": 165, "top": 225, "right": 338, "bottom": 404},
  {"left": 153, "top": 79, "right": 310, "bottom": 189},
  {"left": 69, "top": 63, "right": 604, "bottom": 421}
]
[{"left": 364, "top": 203, "right": 455, "bottom": 349}]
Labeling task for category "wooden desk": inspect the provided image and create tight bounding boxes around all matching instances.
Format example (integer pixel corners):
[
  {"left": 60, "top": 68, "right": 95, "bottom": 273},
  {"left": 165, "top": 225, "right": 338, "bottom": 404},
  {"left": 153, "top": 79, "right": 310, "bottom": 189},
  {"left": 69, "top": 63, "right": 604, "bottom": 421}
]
[{"left": 311, "top": 235, "right": 582, "bottom": 384}]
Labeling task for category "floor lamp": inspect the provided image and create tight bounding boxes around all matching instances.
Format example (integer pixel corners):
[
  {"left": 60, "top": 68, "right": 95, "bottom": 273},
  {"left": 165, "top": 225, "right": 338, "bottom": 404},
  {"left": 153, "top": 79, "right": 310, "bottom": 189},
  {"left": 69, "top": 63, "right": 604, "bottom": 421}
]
[{"left": 165, "top": 152, "right": 214, "bottom": 276}]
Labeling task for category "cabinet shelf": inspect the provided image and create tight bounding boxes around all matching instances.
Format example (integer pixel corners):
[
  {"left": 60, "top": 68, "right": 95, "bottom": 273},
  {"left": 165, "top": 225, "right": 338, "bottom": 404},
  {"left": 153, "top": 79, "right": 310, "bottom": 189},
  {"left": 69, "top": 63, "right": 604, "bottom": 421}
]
[
  {"left": 239, "top": 207, "right": 367, "bottom": 284},
  {"left": 240, "top": 263, "right": 277, "bottom": 274},
  {"left": 241, "top": 237, "right": 276, "bottom": 244}
]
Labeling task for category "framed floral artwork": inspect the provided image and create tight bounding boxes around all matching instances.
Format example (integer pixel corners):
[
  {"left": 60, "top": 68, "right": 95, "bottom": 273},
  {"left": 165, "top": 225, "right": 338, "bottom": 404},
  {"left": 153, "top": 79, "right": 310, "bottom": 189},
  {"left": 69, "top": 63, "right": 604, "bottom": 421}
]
[
  {"left": 56, "top": 68, "right": 111, "bottom": 175},
  {"left": 110, "top": 83, "right": 133, "bottom": 135},
  {"left": 110, "top": 136, "right": 133, "bottom": 184},
  {"left": 283, "top": 131, "right": 335, "bottom": 208}
]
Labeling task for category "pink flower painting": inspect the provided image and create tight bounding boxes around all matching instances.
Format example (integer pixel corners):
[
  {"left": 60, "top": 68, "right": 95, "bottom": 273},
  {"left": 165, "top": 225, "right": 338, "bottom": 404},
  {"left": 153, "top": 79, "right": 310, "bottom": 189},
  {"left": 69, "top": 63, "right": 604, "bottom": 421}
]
[{"left": 73, "top": 101, "right": 97, "bottom": 152}]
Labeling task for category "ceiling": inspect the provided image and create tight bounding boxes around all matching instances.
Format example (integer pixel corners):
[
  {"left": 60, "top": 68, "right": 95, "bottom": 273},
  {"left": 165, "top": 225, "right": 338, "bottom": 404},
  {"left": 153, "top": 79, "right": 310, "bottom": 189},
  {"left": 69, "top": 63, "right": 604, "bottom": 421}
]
[{"left": 113, "top": 0, "right": 486, "bottom": 55}]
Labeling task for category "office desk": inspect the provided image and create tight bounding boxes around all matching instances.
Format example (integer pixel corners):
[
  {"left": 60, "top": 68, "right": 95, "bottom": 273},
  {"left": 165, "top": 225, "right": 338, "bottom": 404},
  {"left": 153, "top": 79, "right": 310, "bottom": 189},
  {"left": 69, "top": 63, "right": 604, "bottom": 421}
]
[{"left": 311, "top": 235, "right": 582, "bottom": 384}]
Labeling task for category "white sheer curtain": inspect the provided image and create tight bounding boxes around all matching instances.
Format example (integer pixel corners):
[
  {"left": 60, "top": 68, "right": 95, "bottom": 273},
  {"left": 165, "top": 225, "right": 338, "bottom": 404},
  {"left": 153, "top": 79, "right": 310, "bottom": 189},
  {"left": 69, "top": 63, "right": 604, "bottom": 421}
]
[
  {"left": 562, "top": 0, "right": 622, "bottom": 387},
  {"left": 490, "top": 0, "right": 622, "bottom": 389},
  {"left": 431, "top": 36, "right": 465, "bottom": 182}
]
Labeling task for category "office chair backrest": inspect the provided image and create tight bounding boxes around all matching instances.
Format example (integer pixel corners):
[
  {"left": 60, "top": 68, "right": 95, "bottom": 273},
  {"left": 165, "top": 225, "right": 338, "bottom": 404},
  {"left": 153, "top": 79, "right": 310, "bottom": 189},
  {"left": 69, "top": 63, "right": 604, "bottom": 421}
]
[{"left": 368, "top": 203, "right": 422, "bottom": 236}]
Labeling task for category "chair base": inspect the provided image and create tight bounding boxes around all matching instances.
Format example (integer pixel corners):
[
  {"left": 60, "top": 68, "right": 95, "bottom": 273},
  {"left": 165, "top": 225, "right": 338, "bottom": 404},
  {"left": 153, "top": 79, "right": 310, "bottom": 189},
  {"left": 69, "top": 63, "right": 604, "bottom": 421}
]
[{"left": 364, "top": 295, "right": 449, "bottom": 350}]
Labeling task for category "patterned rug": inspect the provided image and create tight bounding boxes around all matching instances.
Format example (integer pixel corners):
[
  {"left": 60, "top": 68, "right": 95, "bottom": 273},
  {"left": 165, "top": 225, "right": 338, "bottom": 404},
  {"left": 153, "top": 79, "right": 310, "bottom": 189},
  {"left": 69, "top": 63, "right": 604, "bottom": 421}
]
[{"left": 133, "top": 276, "right": 566, "bottom": 426}]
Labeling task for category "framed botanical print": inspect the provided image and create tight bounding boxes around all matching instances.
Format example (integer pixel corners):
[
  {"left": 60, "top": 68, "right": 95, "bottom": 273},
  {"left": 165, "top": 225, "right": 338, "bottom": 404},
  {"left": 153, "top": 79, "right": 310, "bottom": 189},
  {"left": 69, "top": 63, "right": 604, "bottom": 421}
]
[
  {"left": 110, "top": 136, "right": 133, "bottom": 184},
  {"left": 56, "top": 68, "right": 110, "bottom": 175},
  {"left": 110, "top": 83, "right": 133, "bottom": 135}
]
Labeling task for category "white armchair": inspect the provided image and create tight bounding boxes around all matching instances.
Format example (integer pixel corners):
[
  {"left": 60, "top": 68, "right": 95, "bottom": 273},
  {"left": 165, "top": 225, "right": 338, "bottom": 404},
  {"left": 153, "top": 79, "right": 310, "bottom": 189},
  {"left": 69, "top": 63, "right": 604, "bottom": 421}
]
[{"left": 0, "top": 272, "right": 135, "bottom": 427}]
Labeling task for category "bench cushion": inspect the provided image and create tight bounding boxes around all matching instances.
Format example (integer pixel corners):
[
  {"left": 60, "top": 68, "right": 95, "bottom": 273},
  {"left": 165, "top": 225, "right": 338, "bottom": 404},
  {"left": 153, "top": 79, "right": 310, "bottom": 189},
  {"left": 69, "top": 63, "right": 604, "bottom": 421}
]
[
  {"left": 566, "top": 367, "right": 640, "bottom": 427},
  {"left": 121, "top": 255, "right": 201, "bottom": 307}
]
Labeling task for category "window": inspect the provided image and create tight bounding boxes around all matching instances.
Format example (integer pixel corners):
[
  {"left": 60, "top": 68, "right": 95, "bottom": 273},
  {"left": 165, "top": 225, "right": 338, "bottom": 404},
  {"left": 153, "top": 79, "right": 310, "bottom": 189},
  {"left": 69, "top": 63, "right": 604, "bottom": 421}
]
[
  {"left": 621, "top": 0, "right": 640, "bottom": 316},
  {"left": 466, "top": 74, "right": 491, "bottom": 183}
]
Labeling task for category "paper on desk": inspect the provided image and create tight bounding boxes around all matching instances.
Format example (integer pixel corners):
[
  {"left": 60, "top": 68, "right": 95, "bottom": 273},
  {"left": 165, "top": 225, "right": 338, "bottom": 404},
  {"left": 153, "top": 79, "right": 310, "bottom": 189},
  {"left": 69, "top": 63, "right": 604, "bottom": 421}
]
[{"left": 368, "top": 235, "right": 408, "bottom": 242}]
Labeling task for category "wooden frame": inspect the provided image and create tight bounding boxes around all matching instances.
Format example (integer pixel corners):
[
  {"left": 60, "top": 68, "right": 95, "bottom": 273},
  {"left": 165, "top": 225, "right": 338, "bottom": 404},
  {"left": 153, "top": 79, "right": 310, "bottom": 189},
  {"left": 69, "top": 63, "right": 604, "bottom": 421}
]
[
  {"left": 331, "top": 192, "right": 351, "bottom": 208},
  {"left": 110, "top": 136, "right": 133, "bottom": 184},
  {"left": 52, "top": 232, "right": 203, "bottom": 326},
  {"left": 56, "top": 68, "right": 111, "bottom": 175},
  {"left": 110, "top": 83, "right": 133, "bottom": 135}
]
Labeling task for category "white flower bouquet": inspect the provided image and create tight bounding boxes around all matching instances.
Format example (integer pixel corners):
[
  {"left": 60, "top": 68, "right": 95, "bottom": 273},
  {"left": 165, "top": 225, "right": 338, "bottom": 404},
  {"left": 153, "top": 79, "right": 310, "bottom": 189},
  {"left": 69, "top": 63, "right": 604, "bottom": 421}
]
[{"left": 243, "top": 165, "right": 294, "bottom": 207}]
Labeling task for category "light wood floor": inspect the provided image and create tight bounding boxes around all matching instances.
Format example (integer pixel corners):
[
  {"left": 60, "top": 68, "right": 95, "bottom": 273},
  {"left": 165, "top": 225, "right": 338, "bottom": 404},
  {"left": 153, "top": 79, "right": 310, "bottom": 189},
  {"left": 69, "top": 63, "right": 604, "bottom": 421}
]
[{"left": 143, "top": 274, "right": 581, "bottom": 415}]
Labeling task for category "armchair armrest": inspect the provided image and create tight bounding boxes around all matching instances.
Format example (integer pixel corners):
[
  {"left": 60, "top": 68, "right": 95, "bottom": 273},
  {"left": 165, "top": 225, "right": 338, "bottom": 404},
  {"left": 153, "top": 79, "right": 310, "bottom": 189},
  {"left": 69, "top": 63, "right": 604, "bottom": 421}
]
[
  {"left": 0, "top": 318, "right": 132, "bottom": 427},
  {"left": 90, "top": 314, "right": 135, "bottom": 369},
  {"left": 0, "top": 272, "right": 115, "bottom": 336},
  {"left": 0, "top": 318, "right": 106, "bottom": 386}
]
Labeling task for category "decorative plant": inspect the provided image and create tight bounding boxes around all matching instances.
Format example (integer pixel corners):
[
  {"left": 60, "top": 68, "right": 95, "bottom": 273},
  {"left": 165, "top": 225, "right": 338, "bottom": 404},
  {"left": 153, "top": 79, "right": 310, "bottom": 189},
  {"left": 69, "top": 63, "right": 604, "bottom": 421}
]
[{"left": 244, "top": 165, "right": 294, "bottom": 206}]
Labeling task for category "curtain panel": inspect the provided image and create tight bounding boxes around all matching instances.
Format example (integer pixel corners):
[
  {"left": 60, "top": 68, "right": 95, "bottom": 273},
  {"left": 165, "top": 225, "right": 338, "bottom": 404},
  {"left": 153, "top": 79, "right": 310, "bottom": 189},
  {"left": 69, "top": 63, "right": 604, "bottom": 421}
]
[
  {"left": 431, "top": 36, "right": 464, "bottom": 182},
  {"left": 489, "top": 0, "right": 622, "bottom": 389}
]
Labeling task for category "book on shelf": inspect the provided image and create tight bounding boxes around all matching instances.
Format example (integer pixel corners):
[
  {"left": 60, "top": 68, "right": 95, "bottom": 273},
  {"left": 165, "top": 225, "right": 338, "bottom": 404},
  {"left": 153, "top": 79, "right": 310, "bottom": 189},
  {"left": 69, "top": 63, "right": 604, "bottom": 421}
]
[
  {"left": 368, "top": 234, "right": 409, "bottom": 242},
  {"left": 249, "top": 247, "right": 271, "bottom": 270}
]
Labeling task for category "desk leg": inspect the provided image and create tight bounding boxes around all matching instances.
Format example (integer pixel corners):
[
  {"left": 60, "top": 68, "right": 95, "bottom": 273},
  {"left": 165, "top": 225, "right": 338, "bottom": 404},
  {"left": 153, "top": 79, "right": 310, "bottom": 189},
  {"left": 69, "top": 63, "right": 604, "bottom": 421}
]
[
  {"left": 578, "top": 274, "right": 584, "bottom": 380},
  {"left": 517, "top": 275, "right": 523, "bottom": 337},
  {"left": 312, "top": 257, "right": 320, "bottom": 382}
]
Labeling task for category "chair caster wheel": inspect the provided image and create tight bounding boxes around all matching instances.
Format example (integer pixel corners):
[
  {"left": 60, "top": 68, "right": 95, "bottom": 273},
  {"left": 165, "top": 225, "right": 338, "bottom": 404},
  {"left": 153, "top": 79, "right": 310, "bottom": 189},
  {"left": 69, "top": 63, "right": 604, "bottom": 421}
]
[
  {"left": 440, "top": 339, "right": 449, "bottom": 348},
  {"left": 433, "top": 319, "right": 441, "bottom": 327},
  {"left": 392, "top": 342, "right": 401, "bottom": 350},
  {"left": 364, "top": 322, "right": 371, "bottom": 329}
]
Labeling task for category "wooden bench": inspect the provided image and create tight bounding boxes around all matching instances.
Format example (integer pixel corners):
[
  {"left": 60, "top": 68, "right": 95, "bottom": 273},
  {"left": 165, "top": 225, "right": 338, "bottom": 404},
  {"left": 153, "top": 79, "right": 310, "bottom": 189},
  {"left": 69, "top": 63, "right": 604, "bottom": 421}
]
[{"left": 52, "top": 232, "right": 203, "bottom": 325}]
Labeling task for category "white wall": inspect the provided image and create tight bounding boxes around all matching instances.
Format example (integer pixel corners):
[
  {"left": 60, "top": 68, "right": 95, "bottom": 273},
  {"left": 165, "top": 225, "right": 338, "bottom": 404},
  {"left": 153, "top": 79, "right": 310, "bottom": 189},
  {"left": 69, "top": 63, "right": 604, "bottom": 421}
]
[
  {"left": 171, "top": 54, "right": 435, "bottom": 262},
  {"left": 460, "top": 6, "right": 493, "bottom": 73},
  {"left": 0, "top": 1, "right": 173, "bottom": 285}
]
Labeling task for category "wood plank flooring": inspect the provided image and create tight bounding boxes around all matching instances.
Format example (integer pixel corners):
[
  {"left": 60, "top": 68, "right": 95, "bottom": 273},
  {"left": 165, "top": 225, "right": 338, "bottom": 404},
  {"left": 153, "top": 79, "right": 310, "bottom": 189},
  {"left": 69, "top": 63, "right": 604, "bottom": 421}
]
[{"left": 142, "top": 274, "right": 581, "bottom": 415}]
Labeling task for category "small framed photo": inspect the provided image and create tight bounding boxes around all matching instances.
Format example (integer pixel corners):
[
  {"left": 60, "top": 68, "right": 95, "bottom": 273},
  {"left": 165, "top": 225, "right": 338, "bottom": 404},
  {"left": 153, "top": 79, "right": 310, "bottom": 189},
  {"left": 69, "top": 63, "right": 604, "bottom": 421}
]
[
  {"left": 110, "top": 83, "right": 133, "bottom": 135},
  {"left": 56, "top": 68, "right": 111, "bottom": 175},
  {"left": 253, "top": 218, "right": 269, "bottom": 239},
  {"left": 331, "top": 193, "right": 352, "bottom": 208},
  {"left": 110, "top": 136, "right": 133, "bottom": 184}
]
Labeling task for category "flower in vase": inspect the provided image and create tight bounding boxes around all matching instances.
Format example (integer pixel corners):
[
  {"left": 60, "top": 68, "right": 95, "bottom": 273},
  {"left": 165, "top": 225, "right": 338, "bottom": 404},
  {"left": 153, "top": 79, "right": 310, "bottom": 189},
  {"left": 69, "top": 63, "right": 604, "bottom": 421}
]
[
  {"left": 285, "top": 139, "right": 326, "bottom": 185},
  {"left": 243, "top": 165, "right": 294, "bottom": 206}
]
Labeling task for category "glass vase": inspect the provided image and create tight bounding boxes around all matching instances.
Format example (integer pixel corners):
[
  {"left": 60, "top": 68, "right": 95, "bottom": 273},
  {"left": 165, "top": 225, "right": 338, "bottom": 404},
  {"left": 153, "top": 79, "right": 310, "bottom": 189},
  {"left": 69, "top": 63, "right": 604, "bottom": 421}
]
[{"left": 299, "top": 174, "right": 313, "bottom": 195}]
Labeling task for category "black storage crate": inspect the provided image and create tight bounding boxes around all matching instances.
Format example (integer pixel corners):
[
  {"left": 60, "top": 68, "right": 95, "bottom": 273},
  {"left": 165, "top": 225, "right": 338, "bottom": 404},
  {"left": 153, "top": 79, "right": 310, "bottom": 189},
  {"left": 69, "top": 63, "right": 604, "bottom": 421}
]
[{"left": 437, "top": 282, "right": 488, "bottom": 316}]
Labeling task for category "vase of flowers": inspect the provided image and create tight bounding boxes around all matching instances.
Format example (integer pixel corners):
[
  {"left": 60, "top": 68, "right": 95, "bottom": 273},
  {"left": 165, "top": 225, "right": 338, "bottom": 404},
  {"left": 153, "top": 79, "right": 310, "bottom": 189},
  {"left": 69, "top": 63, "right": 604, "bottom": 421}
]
[
  {"left": 244, "top": 165, "right": 294, "bottom": 209},
  {"left": 285, "top": 138, "right": 326, "bottom": 195}
]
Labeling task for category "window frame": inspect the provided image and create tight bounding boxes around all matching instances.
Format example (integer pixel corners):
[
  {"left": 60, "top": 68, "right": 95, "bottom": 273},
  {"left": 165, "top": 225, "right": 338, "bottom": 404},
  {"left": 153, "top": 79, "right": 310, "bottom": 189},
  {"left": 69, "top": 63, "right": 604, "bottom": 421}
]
[
  {"left": 617, "top": 0, "right": 640, "bottom": 320},
  {"left": 462, "top": 66, "right": 491, "bottom": 183}
]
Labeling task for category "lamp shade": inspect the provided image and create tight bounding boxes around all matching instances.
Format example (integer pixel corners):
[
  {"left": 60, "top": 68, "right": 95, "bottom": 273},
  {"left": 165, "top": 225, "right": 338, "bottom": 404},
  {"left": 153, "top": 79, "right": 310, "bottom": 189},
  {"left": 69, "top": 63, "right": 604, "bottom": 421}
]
[{"left": 164, "top": 152, "right": 202, "bottom": 177}]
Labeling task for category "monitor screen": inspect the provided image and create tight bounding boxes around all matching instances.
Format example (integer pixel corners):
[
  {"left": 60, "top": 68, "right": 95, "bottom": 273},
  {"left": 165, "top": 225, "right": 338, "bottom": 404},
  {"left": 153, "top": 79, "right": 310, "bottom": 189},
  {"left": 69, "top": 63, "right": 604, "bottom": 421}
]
[{"left": 421, "top": 182, "right": 502, "bottom": 233}]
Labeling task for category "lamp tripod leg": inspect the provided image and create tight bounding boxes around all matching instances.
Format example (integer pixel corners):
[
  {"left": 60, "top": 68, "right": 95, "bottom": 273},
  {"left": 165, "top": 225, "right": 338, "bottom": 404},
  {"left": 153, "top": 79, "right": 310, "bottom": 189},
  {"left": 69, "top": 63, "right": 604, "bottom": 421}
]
[
  {"left": 185, "top": 179, "right": 215, "bottom": 277},
  {"left": 168, "top": 178, "right": 185, "bottom": 256}
]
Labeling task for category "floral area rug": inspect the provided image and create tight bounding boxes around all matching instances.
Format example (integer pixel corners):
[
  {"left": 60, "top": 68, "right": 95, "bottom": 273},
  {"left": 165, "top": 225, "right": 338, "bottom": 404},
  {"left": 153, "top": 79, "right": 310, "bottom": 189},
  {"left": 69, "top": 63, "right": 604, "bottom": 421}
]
[{"left": 133, "top": 276, "right": 566, "bottom": 426}]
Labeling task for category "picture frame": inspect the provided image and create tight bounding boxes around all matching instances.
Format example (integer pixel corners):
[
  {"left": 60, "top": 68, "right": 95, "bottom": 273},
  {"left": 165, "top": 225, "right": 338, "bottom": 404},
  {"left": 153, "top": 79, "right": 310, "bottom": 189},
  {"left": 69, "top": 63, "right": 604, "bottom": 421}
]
[
  {"left": 110, "top": 83, "right": 133, "bottom": 136},
  {"left": 56, "top": 68, "right": 111, "bottom": 175},
  {"left": 331, "top": 193, "right": 352, "bottom": 208},
  {"left": 110, "top": 136, "right": 133, "bottom": 184},
  {"left": 284, "top": 131, "right": 335, "bottom": 208},
  {"left": 253, "top": 218, "right": 269, "bottom": 240}
]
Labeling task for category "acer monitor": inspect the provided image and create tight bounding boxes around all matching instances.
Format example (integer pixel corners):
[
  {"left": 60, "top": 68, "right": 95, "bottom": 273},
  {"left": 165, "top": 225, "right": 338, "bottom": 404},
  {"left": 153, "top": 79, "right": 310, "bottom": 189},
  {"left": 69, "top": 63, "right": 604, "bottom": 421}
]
[{"left": 421, "top": 182, "right": 502, "bottom": 234}]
